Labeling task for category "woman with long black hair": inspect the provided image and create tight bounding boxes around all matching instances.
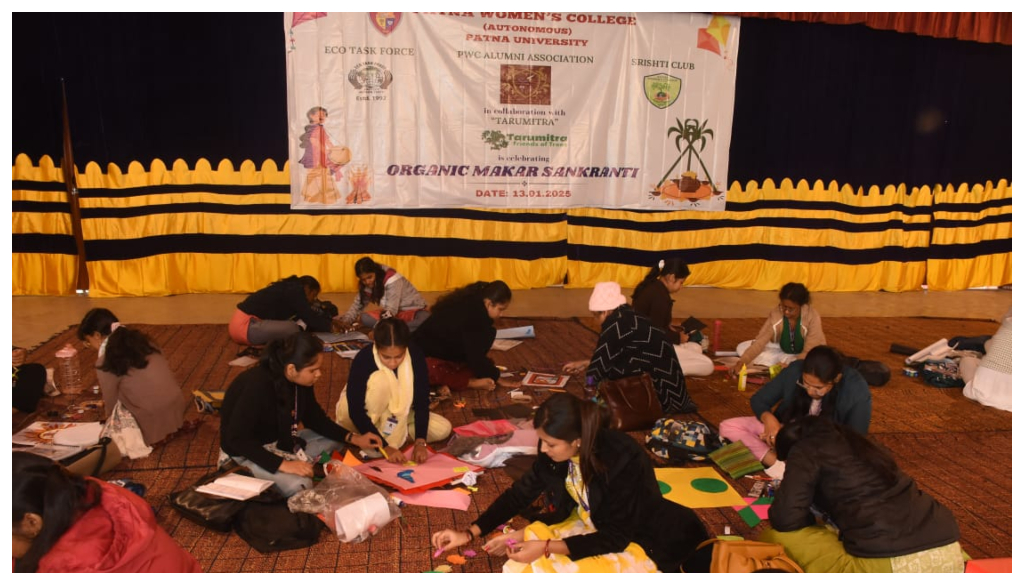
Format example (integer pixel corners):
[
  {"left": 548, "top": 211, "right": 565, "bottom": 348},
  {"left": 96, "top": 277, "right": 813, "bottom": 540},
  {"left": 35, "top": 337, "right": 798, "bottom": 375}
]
[
  {"left": 77, "top": 308, "right": 187, "bottom": 449},
  {"left": 219, "top": 331, "right": 380, "bottom": 496},
  {"left": 763, "top": 416, "right": 963, "bottom": 572},
  {"left": 431, "top": 393, "right": 707, "bottom": 572},
  {"left": 631, "top": 258, "right": 714, "bottom": 377},
  {"left": 412, "top": 280, "right": 520, "bottom": 392},
  {"left": 12, "top": 452, "right": 200, "bottom": 572},
  {"left": 337, "top": 256, "right": 429, "bottom": 331},
  {"left": 228, "top": 275, "right": 337, "bottom": 346},
  {"left": 718, "top": 345, "right": 872, "bottom": 478}
]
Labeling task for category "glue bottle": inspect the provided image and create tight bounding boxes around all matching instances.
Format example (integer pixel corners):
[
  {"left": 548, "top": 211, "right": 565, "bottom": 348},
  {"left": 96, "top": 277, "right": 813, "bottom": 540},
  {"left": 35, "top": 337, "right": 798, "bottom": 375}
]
[
  {"left": 55, "top": 343, "right": 83, "bottom": 394},
  {"left": 737, "top": 363, "right": 747, "bottom": 392}
]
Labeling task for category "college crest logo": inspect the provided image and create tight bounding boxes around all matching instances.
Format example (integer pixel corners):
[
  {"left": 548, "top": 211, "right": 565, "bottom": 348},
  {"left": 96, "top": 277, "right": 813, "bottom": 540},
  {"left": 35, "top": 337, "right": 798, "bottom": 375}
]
[
  {"left": 348, "top": 62, "right": 394, "bottom": 91},
  {"left": 369, "top": 12, "right": 401, "bottom": 36},
  {"left": 500, "top": 65, "right": 551, "bottom": 105},
  {"left": 643, "top": 73, "right": 681, "bottom": 109}
]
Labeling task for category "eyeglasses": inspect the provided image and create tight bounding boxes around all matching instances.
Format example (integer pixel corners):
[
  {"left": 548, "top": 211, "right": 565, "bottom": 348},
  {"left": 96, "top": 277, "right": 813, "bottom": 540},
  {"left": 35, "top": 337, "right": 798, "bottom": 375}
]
[
  {"left": 778, "top": 303, "right": 800, "bottom": 315},
  {"left": 796, "top": 378, "right": 834, "bottom": 394}
]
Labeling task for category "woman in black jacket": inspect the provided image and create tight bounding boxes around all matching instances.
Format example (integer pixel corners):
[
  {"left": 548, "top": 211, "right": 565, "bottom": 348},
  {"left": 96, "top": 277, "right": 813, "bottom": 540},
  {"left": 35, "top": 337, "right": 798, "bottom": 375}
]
[
  {"left": 412, "top": 280, "right": 520, "bottom": 392},
  {"left": 763, "top": 416, "right": 963, "bottom": 572},
  {"left": 219, "top": 331, "right": 380, "bottom": 496},
  {"left": 431, "top": 394, "right": 708, "bottom": 572},
  {"left": 228, "top": 275, "right": 337, "bottom": 346}
]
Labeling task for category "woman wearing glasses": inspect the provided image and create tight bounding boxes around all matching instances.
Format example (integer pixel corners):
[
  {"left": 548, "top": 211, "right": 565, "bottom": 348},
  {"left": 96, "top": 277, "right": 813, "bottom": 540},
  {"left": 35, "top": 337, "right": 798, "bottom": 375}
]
[
  {"left": 718, "top": 345, "right": 871, "bottom": 479},
  {"left": 729, "top": 282, "right": 826, "bottom": 376}
]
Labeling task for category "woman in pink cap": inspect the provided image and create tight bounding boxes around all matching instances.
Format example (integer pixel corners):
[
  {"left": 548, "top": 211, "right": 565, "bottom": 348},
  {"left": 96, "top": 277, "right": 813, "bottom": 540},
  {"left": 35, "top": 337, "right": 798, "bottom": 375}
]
[{"left": 563, "top": 282, "right": 697, "bottom": 413}]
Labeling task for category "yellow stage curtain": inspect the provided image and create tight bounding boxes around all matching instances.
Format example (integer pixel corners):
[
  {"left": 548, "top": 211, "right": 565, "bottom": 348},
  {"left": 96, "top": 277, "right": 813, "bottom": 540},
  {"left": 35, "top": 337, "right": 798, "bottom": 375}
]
[
  {"left": 12, "top": 155, "right": 77, "bottom": 295},
  {"left": 12, "top": 155, "right": 1010, "bottom": 297},
  {"left": 926, "top": 180, "right": 1012, "bottom": 291},
  {"left": 567, "top": 179, "right": 933, "bottom": 292}
]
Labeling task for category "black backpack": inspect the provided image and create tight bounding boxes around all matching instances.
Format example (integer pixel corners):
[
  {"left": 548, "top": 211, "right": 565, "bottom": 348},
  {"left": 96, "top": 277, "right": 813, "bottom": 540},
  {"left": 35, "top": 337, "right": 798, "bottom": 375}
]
[{"left": 234, "top": 499, "right": 324, "bottom": 553}]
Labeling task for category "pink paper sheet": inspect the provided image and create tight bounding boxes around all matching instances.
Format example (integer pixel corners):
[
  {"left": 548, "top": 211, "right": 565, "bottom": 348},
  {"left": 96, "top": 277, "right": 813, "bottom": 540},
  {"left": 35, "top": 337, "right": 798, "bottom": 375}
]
[
  {"left": 393, "top": 490, "right": 471, "bottom": 511},
  {"left": 452, "top": 419, "right": 518, "bottom": 437},
  {"left": 353, "top": 448, "right": 483, "bottom": 493}
]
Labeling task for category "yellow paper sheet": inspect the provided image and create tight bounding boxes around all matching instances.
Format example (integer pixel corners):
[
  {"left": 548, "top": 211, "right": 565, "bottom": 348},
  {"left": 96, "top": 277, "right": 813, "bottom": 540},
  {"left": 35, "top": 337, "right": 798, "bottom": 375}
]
[{"left": 654, "top": 466, "right": 746, "bottom": 509}]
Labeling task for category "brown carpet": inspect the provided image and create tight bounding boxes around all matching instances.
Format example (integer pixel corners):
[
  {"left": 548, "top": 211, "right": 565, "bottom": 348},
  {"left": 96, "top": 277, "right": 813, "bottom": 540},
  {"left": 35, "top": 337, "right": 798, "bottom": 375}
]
[{"left": 14, "top": 316, "right": 1011, "bottom": 571}]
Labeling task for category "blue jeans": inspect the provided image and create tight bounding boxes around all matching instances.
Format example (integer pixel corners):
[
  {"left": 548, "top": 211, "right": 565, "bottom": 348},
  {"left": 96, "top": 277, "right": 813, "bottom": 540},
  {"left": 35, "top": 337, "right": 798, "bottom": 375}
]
[{"left": 219, "top": 429, "right": 342, "bottom": 497}]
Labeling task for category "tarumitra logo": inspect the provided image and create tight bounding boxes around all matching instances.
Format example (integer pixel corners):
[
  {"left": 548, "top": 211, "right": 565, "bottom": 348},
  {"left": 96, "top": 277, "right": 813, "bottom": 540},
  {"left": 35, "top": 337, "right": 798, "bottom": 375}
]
[
  {"left": 481, "top": 130, "right": 510, "bottom": 150},
  {"left": 652, "top": 118, "right": 720, "bottom": 201}
]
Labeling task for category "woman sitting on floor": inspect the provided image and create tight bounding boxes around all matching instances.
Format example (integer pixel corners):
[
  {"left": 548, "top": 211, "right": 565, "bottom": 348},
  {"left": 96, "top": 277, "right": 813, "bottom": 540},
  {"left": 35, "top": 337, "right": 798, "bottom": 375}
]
[
  {"left": 219, "top": 331, "right": 380, "bottom": 496},
  {"left": 432, "top": 393, "right": 708, "bottom": 573},
  {"left": 335, "top": 317, "right": 452, "bottom": 463},
  {"left": 762, "top": 416, "right": 964, "bottom": 573},
  {"left": 412, "top": 280, "right": 521, "bottom": 392},
  {"left": 564, "top": 282, "right": 698, "bottom": 414},
  {"left": 77, "top": 308, "right": 188, "bottom": 454},
  {"left": 13, "top": 451, "right": 201, "bottom": 573},
  {"left": 228, "top": 275, "right": 337, "bottom": 347},
  {"left": 718, "top": 345, "right": 871, "bottom": 479},
  {"left": 337, "top": 256, "right": 430, "bottom": 332},
  {"left": 631, "top": 258, "right": 714, "bottom": 377},
  {"left": 730, "top": 282, "right": 826, "bottom": 375}
]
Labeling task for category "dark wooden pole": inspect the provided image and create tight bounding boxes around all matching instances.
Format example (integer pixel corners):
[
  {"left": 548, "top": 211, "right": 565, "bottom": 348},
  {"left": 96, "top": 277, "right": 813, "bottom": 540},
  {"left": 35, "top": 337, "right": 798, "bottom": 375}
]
[{"left": 61, "top": 78, "right": 89, "bottom": 294}]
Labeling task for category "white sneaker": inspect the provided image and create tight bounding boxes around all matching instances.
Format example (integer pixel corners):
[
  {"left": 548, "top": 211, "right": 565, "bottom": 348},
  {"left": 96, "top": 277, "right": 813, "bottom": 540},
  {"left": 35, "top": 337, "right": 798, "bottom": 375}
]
[{"left": 764, "top": 460, "right": 787, "bottom": 480}]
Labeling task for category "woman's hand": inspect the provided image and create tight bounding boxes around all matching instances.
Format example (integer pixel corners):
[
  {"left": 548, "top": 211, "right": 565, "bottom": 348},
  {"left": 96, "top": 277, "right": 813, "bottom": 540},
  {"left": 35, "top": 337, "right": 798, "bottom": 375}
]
[
  {"left": 278, "top": 459, "right": 314, "bottom": 477},
  {"left": 562, "top": 360, "right": 588, "bottom": 374},
  {"left": 384, "top": 445, "right": 407, "bottom": 464},
  {"left": 759, "top": 412, "right": 782, "bottom": 447},
  {"left": 349, "top": 432, "right": 383, "bottom": 452},
  {"left": 497, "top": 377, "right": 521, "bottom": 389},
  {"left": 482, "top": 529, "right": 524, "bottom": 557},
  {"left": 431, "top": 528, "right": 472, "bottom": 552},
  {"left": 506, "top": 539, "right": 547, "bottom": 563},
  {"left": 412, "top": 441, "right": 430, "bottom": 463},
  {"left": 729, "top": 361, "right": 747, "bottom": 377}
]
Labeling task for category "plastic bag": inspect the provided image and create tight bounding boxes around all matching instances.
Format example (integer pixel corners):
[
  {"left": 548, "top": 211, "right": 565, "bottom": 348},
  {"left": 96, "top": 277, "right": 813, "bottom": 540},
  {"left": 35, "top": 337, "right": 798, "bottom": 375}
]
[{"left": 286, "top": 463, "right": 401, "bottom": 543}]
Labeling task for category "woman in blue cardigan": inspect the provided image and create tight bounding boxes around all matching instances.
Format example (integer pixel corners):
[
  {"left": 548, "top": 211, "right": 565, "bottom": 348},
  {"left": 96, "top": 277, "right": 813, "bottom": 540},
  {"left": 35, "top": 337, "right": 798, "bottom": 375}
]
[{"left": 718, "top": 345, "right": 872, "bottom": 478}]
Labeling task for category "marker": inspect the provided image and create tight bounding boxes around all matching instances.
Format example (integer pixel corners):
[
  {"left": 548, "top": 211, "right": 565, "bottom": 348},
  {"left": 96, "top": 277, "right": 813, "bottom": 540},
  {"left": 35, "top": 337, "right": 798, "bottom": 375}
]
[{"left": 433, "top": 548, "right": 444, "bottom": 558}]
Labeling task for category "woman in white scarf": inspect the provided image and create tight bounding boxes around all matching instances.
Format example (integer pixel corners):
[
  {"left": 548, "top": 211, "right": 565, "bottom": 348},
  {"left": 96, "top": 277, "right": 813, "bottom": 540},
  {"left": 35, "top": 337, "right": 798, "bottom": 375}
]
[{"left": 336, "top": 318, "right": 452, "bottom": 463}]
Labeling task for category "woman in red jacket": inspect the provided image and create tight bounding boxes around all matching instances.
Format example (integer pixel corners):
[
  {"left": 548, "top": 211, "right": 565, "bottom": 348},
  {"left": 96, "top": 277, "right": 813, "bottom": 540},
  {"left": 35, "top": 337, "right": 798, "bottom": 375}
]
[{"left": 12, "top": 452, "right": 201, "bottom": 573}]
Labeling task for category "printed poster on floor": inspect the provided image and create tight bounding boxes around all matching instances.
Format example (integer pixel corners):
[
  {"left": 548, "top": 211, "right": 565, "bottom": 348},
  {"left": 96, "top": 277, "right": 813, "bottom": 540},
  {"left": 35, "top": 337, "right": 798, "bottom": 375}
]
[{"left": 285, "top": 12, "right": 740, "bottom": 210}]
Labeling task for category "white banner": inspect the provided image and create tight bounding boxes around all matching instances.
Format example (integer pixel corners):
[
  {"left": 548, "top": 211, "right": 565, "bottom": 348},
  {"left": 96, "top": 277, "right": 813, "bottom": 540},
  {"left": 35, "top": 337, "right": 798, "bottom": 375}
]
[{"left": 285, "top": 12, "right": 740, "bottom": 210}]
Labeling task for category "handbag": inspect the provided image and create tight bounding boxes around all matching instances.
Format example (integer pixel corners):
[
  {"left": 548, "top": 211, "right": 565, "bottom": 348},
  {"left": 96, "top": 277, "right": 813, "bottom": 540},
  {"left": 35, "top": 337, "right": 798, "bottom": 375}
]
[
  {"left": 61, "top": 436, "right": 123, "bottom": 477},
  {"left": 695, "top": 538, "right": 804, "bottom": 573},
  {"left": 169, "top": 462, "right": 260, "bottom": 532},
  {"left": 594, "top": 373, "right": 663, "bottom": 432}
]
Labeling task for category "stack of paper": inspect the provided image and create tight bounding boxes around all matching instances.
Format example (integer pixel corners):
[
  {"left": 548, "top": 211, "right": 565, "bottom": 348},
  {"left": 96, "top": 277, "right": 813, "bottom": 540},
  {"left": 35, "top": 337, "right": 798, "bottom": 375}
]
[{"left": 195, "top": 473, "right": 275, "bottom": 500}]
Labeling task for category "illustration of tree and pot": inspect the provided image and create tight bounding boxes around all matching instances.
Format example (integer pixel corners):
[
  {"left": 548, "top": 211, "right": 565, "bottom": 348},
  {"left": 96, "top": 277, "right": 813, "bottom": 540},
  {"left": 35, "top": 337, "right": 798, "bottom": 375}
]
[{"left": 653, "top": 117, "right": 719, "bottom": 201}]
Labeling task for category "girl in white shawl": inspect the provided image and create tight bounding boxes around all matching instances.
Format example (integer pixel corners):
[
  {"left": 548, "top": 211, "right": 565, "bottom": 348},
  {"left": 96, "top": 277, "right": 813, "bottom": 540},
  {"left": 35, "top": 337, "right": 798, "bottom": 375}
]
[{"left": 335, "top": 318, "right": 451, "bottom": 463}]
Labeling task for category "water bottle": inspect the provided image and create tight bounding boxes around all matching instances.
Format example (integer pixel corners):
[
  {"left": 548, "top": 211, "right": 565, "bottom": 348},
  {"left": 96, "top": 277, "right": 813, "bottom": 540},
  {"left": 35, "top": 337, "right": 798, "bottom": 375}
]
[{"left": 55, "top": 343, "right": 83, "bottom": 394}]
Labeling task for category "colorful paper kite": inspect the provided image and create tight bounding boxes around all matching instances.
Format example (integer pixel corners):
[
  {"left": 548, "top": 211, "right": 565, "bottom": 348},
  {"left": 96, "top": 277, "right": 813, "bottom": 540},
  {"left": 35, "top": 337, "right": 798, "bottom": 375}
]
[
  {"left": 697, "top": 15, "right": 731, "bottom": 56},
  {"left": 292, "top": 13, "right": 327, "bottom": 28}
]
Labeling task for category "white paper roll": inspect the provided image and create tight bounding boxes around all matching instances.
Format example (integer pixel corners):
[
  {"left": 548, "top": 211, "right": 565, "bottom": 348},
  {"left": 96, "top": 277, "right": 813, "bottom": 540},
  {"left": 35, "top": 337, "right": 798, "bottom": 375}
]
[{"left": 334, "top": 492, "right": 392, "bottom": 543}]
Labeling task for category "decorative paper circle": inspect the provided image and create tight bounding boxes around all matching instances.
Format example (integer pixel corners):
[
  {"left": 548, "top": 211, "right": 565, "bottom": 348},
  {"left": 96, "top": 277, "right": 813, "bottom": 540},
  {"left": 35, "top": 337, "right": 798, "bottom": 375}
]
[
  {"left": 658, "top": 480, "right": 671, "bottom": 495},
  {"left": 690, "top": 478, "right": 729, "bottom": 493}
]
